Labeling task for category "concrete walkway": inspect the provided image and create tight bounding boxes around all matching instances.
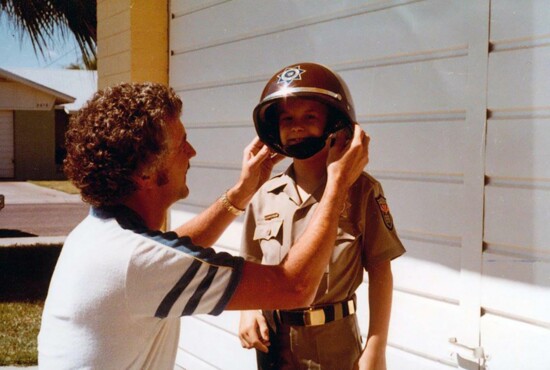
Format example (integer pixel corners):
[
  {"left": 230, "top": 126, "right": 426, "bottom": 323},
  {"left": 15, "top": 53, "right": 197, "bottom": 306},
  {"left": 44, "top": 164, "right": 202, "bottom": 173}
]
[{"left": 0, "top": 182, "right": 81, "bottom": 205}]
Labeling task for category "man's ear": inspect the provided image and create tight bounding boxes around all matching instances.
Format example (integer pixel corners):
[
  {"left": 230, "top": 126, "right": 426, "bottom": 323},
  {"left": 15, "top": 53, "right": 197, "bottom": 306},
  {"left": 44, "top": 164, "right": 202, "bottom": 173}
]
[{"left": 134, "top": 173, "right": 155, "bottom": 190}]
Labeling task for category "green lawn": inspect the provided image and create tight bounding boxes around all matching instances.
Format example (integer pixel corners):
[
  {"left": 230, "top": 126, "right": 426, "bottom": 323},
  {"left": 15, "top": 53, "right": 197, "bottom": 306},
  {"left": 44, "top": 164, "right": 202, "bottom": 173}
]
[
  {"left": 0, "top": 300, "right": 43, "bottom": 366},
  {"left": 0, "top": 244, "right": 61, "bottom": 366}
]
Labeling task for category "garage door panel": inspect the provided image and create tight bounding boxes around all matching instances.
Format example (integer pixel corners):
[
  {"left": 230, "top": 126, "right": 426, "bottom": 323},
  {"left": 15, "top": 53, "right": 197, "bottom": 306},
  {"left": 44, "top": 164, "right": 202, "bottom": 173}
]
[
  {"left": 481, "top": 313, "right": 550, "bottom": 369},
  {"left": 186, "top": 167, "right": 241, "bottom": 207},
  {"left": 186, "top": 125, "right": 256, "bottom": 165},
  {"left": 482, "top": 253, "right": 550, "bottom": 323},
  {"left": 393, "top": 240, "right": 461, "bottom": 302},
  {"left": 484, "top": 186, "right": 550, "bottom": 251},
  {"left": 171, "top": 0, "right": 227, "bottom": 16},
  {"left": 170, "top": 207, "right": 245, "bottom": 253},
  {"left": 486, "top": 119, "right": 550, "bottom": 179},
  {"left": 365, "top": 120, "right": 466, "bottom": 175},
  {"left": 176, "top": 83, "right": 262, "bottom": 123},
  {"left": 341, "top": 58, "right": 467, "bottom": 117},
  {"left": 488, "top": 47, "right": 550, "bottom": 109},
  {"left": 171, "top": 0, "right": 378, "bottom": 50},
  {"left": 391, "top": 292, "right": 460, "bottom": 365},
  {"left": 387, "top": 346, "right": 456, "bottom": 370},
  {"left": 490, "top": 0, "right": 550, "bottom": 41},
  {"left": 0, "top": 110, "right": 14, "bottom": 178},
  {"left": 170, "top": 2, "right": 467, "bottom": 89},
  {"left": 178, "top": 316, "right": 255, "bottom": 369},
  {"left": 175, "top": 351, "right": 216, "bottom": 370},
  {"left": 187, "top": 310, "right": 243, "bottom": 339},
  {"left": 380, "top": 180, "right": 465, "bottom": 237},
  {"left": 171, "top": 0, "right": 466, "bottom": 69}
]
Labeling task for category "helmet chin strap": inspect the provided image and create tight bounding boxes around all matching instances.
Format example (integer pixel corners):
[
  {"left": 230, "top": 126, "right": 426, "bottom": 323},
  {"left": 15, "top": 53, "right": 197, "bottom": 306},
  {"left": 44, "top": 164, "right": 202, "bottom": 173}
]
[
  {"left": 282, "top": 133, "right": 329, "bottom": 159},
  {"left": 280, "top": 119, "right": 351, "bottom": 159}
]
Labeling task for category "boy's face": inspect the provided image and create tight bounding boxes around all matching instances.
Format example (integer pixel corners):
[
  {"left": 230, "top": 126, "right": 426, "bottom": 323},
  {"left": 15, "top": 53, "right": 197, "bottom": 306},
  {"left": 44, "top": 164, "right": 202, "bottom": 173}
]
[{"left": 278, "top": 98, "right": 329, "bottom": 146}]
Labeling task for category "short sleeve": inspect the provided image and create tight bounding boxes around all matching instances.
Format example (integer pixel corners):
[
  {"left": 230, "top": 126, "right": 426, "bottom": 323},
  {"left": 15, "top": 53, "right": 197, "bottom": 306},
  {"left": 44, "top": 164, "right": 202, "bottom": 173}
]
[
  {"left": 362, "top": 180, "right": 406, "bottom": 270},
  {"left": 126, "top": 238, "right": 243, "bottom": 318}
]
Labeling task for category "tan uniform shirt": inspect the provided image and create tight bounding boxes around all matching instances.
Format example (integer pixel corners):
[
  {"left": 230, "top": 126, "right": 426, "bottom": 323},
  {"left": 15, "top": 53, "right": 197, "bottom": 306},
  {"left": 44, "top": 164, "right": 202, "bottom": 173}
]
[
  {"left": 241, "top": 166, "right": 406, "bottom": 369},
  {"left": 241, "top": 165, "right": 406, "bottom": 306}
]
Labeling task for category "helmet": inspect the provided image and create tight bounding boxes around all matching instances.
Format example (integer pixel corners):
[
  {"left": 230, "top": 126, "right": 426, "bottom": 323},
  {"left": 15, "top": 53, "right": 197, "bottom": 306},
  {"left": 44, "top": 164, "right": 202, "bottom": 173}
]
[{"left": 253, "top": 62, "right": 356, "bottom": 158}]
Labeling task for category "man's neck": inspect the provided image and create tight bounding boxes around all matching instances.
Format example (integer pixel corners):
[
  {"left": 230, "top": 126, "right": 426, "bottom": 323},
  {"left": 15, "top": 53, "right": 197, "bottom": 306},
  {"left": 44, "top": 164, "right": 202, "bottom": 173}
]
[{"left": 123, "top": 193, "right": 168, "bottom": 230}]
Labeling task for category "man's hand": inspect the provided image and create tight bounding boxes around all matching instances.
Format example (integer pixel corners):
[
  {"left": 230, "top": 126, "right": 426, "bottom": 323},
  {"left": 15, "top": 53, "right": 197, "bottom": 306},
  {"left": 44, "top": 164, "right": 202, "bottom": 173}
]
[
  {"left": 228, "top": 138, "right": 285, "bottom": 209},
  {"left": 326, "top": 123, "right": 370, "bottom": 190},
  {"left": 238, "top": 310, "right": 271, "bottom": 353}
]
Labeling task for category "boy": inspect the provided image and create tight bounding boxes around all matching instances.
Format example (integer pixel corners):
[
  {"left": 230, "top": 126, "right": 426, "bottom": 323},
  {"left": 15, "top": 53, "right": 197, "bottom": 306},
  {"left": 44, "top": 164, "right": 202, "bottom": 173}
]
[{"left": 238, "top": 63, "right": 405, "bottom": 370}]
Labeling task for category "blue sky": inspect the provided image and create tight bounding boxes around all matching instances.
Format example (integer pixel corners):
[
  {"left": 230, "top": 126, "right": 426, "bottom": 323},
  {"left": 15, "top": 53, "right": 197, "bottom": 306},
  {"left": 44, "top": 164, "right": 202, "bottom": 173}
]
[{"left": 0, "top": 15, "right": 82, "bottom": 69}]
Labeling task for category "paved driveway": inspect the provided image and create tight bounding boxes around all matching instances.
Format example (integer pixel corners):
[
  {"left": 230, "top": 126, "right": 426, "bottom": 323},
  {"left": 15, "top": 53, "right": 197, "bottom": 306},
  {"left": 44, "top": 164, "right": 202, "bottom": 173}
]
[{"left": 0, "top": 182, "right": 88, "bottom": 246}]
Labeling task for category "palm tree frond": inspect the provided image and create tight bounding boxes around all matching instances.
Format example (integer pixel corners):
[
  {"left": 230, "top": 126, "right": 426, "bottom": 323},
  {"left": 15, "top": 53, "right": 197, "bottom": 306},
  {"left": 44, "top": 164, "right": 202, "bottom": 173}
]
[{"left": 0, "top": 0, "right": 96, "bottom": 69}]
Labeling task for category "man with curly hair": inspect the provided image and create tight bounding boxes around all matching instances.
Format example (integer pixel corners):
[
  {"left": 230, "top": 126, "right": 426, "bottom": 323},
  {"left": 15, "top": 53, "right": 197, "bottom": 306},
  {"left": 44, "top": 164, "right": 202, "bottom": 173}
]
[{"left": 38, "top": 82, "right": 371, "bottom": 369}]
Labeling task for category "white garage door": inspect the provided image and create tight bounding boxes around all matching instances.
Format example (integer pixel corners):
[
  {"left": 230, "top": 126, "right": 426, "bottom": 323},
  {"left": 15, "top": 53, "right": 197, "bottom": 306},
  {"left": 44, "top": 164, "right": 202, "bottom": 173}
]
[
  {"left": 0, "top": 110, "right": 14, "bottom": 178},
  {"left": 169, "top": 1, "right": 550, "bottom": 369}
]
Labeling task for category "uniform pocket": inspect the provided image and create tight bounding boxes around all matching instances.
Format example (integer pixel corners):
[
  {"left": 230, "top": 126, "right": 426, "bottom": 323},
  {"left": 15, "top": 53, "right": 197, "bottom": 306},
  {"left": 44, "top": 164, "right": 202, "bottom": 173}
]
[{"left": 253, "top": 219, "right": 284, "bottom": 264}]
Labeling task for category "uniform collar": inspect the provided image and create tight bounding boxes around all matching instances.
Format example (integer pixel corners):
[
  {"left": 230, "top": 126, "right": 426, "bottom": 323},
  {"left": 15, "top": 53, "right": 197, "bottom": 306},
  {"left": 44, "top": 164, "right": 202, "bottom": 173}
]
[{"left": 266, "top": 164, "right": 327, "bottom": 208}]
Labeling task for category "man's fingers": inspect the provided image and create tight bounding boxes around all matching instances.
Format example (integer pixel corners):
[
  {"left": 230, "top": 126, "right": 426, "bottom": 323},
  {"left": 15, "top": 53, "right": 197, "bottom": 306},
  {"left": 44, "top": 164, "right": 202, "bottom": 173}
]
[
  {"left": 248, "top": 145, "right": 271, "bottom": 165},
  {"left": 245, "top": 136, "right": 265, "bottom": 156}
]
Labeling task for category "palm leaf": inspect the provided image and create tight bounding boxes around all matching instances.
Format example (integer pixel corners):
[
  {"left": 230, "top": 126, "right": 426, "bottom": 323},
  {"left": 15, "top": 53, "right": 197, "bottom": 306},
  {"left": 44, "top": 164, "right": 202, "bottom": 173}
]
[{"left": 0, "top": 0, "right": 96, "bottom": 69}]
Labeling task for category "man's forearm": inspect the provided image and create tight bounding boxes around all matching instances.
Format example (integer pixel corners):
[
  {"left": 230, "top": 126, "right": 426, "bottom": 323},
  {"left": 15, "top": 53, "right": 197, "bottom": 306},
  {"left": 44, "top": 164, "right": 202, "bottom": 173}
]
[
  {"left": 278, "top": 179, "right": 348, "bottom": 303},
  {"left": 173, "top": 184, "right": 252, "bottom": 247}
]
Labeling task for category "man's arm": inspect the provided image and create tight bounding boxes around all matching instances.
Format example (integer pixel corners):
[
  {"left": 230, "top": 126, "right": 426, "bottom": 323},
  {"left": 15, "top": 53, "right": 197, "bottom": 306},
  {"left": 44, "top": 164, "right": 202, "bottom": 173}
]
[
  {"left": 357, "top": 260, "right": 394, "bottom": 370},
  {"left": 226, "top": 125, "right": 371, "bottom": 310},
  {"left": 173, "top": 138, "right": 283, "bottom": 247}
]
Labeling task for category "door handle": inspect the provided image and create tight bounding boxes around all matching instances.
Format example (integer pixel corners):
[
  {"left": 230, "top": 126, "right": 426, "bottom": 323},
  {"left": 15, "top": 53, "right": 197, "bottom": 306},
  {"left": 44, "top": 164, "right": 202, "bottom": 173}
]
[{"left": 449, "top": 337, "right": 490, "bottom": 366}]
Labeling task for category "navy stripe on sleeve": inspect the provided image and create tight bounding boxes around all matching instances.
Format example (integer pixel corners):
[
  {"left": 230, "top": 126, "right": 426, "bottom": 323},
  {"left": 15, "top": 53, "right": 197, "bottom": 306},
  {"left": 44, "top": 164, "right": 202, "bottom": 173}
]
[
  {"left": 181, "top": 265, "right": 218, "bottom": 316},
  {"left": 155, "top": 259, "right": 202, "bottom": 318}
]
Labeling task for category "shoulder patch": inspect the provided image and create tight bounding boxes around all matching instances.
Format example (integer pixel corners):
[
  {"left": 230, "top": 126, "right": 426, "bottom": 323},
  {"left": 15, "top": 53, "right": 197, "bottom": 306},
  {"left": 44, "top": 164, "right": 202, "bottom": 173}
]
[{"left": 375, "top": 195, "right": 394, "bottom": 230}]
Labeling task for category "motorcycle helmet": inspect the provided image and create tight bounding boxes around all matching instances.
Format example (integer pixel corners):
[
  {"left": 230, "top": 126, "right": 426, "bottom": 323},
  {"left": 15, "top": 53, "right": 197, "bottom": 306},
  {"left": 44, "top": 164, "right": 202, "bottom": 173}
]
[{"left": 253, "top": 62, "right": 356, "bottom": 159}]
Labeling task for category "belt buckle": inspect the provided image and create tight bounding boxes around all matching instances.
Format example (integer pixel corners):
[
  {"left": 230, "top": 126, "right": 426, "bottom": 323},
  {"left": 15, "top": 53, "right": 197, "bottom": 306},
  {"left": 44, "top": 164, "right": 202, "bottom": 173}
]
[
  {"left": 347, "top": 299, "right": 356, "bottom": 315},
  {"left": 304, "top": 308, "right": 326, "bottom": 326}
]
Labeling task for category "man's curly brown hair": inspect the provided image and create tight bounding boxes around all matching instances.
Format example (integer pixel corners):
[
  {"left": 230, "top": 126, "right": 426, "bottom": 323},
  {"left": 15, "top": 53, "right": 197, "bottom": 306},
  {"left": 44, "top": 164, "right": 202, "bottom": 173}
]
[{"left": 64, "top": 82, "right": 182, "bottom": 207}]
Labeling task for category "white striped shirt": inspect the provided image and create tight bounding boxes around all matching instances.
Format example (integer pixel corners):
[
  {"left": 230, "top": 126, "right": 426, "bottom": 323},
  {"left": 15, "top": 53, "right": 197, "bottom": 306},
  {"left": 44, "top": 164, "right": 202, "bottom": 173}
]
[{"left": 39, "top": 205, "right": 243, "bottom": 370}]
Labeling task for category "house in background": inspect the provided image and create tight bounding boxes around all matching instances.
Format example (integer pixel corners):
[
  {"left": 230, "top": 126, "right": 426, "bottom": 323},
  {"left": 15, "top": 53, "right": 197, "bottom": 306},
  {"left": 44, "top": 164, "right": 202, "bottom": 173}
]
[{"left": 0, "top": 68, "right": 97, "bottom": 180}]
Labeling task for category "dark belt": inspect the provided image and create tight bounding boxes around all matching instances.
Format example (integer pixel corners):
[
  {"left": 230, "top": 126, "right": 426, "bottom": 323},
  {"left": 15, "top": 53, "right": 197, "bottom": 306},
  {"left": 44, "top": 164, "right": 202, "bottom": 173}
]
[{"left": 275, "top": 297, "right": 356, "bottom": 327}]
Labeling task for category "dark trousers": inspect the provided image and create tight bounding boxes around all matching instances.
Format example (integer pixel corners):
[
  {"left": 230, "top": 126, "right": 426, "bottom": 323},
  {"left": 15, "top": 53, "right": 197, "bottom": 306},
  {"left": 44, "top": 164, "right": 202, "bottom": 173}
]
[{"left": 256, "top": 324, "right": 280, "bottom": 370}]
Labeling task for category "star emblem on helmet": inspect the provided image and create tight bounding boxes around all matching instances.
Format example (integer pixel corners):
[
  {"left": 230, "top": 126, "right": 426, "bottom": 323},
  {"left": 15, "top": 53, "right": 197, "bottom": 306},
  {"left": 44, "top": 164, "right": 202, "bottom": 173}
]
[{"left": 277, "top": 66, "right": 306, "bottom": 85}]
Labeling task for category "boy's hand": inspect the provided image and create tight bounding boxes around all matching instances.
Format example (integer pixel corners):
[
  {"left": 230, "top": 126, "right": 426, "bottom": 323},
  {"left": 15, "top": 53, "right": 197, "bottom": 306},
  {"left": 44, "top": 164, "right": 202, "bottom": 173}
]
[{"left": 238, "top": 310, "right": 271, "bottom": 353}]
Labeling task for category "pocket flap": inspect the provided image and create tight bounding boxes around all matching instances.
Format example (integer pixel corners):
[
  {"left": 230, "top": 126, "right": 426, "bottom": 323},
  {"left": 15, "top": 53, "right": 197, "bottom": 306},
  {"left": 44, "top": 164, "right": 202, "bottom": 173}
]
[{"left": 253, "top": 219, "right": 283, "bottom": 240}]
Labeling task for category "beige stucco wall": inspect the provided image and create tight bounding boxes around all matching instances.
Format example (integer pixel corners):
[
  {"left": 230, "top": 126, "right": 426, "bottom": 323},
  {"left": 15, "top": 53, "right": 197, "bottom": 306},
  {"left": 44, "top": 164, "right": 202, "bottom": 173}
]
[{"left": 97, "top": 0, "right": 168, "bottom": 89}]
